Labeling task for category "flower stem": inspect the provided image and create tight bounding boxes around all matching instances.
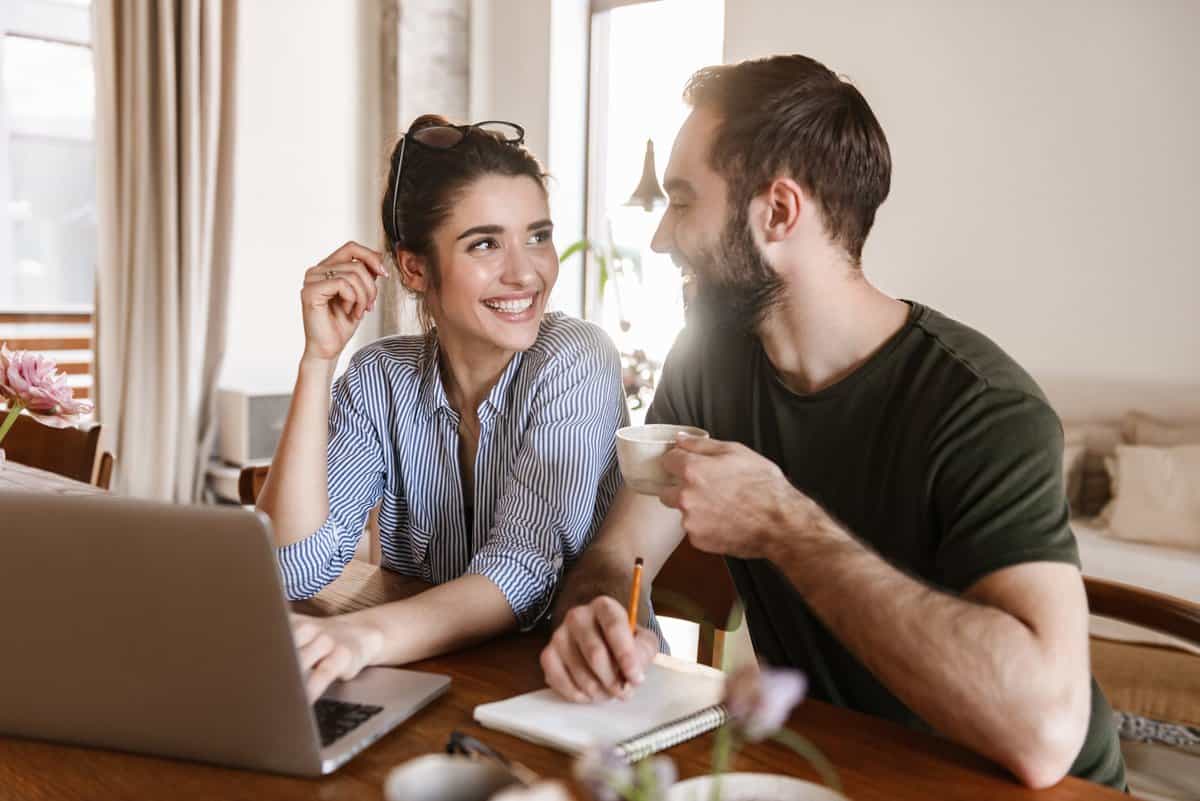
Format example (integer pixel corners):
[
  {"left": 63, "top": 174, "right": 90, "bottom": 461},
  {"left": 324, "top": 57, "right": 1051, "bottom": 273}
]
[
  {"left": 771, "top": 728, "right": 842, "bottom": 793},
  {"left": 0, "top": 401, "right": 24, "bottom": 446},
  {"left": 709, "top": 725, "right": 736, "bottom": 801}
]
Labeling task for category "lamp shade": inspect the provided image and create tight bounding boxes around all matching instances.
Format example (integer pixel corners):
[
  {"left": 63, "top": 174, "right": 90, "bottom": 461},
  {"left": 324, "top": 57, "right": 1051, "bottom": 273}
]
[{"left": 625, "top": 139, "right": 666, "bottom": 211}]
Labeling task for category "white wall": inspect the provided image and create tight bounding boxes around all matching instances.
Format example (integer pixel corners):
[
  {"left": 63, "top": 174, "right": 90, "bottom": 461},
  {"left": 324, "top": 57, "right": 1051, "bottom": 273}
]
[
  {"left": 470, "top": 0, "right": 588, "bottom": 317},
  {"left": 725, "top": 0, "right": 1200, "bottom": 385},
  {"left": 222, "top": 0, "right": 380, "bottom": 392}
]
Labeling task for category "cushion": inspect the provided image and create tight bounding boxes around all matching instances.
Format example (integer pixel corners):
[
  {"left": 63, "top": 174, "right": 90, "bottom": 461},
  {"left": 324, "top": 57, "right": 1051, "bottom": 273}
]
[
  {"left": 1063, "top": 443, "right": 1085, "bottom": 513},
  {"left": 1124, "top": 411, "right": 1200, "bottom": 447},
  {"left": 1091, "top": 638, "right": 1200, "bottom": 728},
  {"left": 1065, "top": 423, "right": 1121, "bottom": 517},
  {"left": 1103, "top": 445, "right": 1200, "bottom": 551}
]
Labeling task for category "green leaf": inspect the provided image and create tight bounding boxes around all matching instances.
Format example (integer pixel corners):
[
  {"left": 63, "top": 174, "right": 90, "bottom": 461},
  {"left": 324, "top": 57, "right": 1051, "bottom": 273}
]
[
  {"left": 597, "top": 254, "right": 610, "bottom": 298},
  {"left": 559, "top": 238, "right": 591, "bottom": 264}
]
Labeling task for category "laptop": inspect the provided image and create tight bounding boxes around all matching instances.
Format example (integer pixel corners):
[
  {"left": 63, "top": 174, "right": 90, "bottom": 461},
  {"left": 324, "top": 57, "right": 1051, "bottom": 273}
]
[{"left": 0, "top": 491, "right": 450, "bottom": 776}]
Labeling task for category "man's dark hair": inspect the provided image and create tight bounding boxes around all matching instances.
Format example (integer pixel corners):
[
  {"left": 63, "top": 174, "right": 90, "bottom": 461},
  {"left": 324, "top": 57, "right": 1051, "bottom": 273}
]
[{"left": 684, "top": 54, "right": 891, "bottom": 264}]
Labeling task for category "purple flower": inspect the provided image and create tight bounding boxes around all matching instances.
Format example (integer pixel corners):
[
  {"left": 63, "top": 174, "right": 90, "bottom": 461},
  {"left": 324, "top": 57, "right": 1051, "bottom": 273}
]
[
  {"left": 644, "top": 756, "right": 676, "bottom": 793},
  {"left": 723, "top": 665, "right": 807, "bottom": 742},
  {"left": 573, "top": 747, "right": 632, "bottom": 801}
]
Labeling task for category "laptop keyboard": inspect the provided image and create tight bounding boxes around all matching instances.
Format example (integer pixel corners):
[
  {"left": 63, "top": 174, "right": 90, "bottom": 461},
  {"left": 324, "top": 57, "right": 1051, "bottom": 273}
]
[{"left": 314, "top": 699, "right": 384, "bottom": 747}]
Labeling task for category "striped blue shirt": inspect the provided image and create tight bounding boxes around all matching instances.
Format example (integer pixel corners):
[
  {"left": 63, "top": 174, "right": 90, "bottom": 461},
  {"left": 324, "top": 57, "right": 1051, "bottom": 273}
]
[{"left": 276, "top": 313, "right": 628, "bottom": 629}]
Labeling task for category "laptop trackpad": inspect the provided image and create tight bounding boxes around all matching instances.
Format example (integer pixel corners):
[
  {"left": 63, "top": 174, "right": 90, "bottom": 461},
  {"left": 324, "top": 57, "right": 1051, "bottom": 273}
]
[{"left": 318, "top": 667, "right": 450, "bottom": 757}]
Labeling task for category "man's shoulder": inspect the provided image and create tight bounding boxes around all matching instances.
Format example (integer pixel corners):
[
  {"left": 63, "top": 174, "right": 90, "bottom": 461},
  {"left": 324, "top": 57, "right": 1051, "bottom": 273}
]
[
  {"left": 662, "top": 319, "right": 758, "bottom": 377},
  {"left": 910, "top": 303, "right": 1047, "bottom": 404},
  {"left": 905, "top": 304, "right": 1064, "bottom": 461}
]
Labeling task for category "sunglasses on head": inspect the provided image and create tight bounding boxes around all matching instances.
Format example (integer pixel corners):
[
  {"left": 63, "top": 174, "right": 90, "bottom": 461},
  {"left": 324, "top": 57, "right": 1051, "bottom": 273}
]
[{"left": 388, "top": 120, "right": 526, "bottom": 247}]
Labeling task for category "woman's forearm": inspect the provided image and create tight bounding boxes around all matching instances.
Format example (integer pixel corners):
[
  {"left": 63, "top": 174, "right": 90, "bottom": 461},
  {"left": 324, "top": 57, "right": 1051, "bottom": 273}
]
[
  {"left": 352, "top": 574, "right": 517, "bottom": 665},
  {"left": 257, "top": 356, "right": 338, "bottom": 546}
]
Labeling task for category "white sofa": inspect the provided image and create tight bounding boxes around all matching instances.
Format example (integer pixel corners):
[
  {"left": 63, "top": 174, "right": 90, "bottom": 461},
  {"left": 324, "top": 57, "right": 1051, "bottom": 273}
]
[{"left": 1041, "top": 377, "right": 1200, "bottom": 800}]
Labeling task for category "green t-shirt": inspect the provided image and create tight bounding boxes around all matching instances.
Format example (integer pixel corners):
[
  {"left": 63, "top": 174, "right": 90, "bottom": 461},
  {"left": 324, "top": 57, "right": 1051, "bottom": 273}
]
[{"left": 646, "top": 301, "right": 1124, "bottom": 789}]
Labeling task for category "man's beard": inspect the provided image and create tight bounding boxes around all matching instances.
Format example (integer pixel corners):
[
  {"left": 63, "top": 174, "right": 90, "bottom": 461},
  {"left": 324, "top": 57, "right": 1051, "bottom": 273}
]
[{"left": 685, "top": 208, "right": 784, "bottom": 335}]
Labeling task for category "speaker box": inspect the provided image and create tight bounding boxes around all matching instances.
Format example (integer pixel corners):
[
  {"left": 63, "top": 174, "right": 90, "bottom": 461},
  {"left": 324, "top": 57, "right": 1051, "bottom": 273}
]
[{"left": 217, "top": 388, "right": 291, "bottom": 465}]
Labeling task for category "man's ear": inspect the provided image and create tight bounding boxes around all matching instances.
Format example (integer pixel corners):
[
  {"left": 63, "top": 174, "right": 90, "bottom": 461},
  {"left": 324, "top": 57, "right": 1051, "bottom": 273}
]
[
  {"left": 755, "top": 177, "right": 804, "bottom": 244},
  {"left": 396, "top": 249, "right": 430, "bottom": 294}
]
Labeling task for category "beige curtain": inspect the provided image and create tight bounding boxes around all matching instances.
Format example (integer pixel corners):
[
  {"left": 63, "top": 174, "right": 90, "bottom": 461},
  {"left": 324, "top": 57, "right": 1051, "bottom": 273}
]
[{"left": 92, "top": 1, "right": 237, "bottom": 501}]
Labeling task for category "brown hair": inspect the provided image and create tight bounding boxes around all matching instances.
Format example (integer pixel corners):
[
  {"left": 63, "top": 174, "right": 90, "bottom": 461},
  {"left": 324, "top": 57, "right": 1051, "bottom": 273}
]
[
  {"left": 684, "top": 54, "right": 891, "bottom": 264},
  {"left": 381, "top": 114, "right": 549, "bottom": 332}
]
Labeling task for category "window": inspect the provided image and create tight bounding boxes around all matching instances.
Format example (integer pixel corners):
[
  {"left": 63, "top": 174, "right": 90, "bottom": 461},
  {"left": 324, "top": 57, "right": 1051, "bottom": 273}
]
[
  {"left": 584, "top": 0, "right": 725, "bottom": 662},
  {"left": 0, "top": 0, "right": 95, "bottom": 400},
  {"left": 584, "top": 0, "right": 723, "bottom": 421}
]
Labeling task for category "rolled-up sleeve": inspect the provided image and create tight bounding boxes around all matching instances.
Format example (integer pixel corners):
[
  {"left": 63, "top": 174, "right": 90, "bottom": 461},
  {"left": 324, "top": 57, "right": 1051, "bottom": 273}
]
[
  {"left": 467, "top": 329, "right": 627, "bottom": 629},
  {"left": 276, "top": 356, "right": 387, "bottom": 600}
]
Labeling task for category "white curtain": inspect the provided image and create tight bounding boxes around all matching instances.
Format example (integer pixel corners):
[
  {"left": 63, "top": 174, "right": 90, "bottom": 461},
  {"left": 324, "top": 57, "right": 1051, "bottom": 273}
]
[{"left": 92, "top": 0, "right": 237, "bottom": 501}]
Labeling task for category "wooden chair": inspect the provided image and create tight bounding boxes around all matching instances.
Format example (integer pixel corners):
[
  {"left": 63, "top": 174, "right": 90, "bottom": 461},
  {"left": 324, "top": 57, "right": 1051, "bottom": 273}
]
[
  {"left": 237, "top": 464, "right": 270, "bottom": 506},
  {"left": 1084, "top": 577, "right": 1200, "bottom": 799},
  {"left": 651, "top": 539, "right": 1200, "bottom": 670},
  {"left": 651, "top": 538, "right": 740, "bottom": 668},
  {"left": 1, "top": 410, "right": 102, "bottom": 485},
  {"left": 95, "top": 452, "right": 115, "bottom": 491},
  {"left": 238, "top": 463, "right": 380, "bottom": 564},
  {"left": 1084, "top": 576, "right": 1200, "bottom": 646}
]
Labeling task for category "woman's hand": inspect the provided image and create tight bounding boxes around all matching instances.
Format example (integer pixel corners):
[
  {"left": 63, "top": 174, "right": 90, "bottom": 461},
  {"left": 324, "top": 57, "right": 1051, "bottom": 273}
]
[
  {"left": 301, "top": 242, "right": 388, "bottom": 363},
  {"left": 291, "top": 613, "right": 385, "bottom": 702}
]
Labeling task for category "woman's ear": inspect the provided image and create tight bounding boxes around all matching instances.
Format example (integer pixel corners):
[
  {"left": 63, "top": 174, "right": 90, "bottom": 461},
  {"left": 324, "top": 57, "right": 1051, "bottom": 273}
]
[{"left": 395, "top": 249, "right": 430, "bottom": 294}]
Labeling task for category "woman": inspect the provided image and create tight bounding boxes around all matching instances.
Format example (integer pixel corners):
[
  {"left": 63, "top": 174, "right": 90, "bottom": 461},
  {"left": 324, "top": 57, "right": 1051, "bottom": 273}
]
[{"left": 257, "top": 116, "right": 627, "bottom": 701}]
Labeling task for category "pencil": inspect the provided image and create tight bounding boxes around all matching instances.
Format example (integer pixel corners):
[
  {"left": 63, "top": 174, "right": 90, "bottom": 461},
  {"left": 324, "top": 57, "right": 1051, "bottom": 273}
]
[{"left": 628, "top": 557, "right": 644, "bottom": 633}]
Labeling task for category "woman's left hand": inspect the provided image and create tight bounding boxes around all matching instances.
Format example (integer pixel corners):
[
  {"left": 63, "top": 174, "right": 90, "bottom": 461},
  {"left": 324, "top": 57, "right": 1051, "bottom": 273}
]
[{"left": 291, "top": 613, "right": 385, "bottom": 702}]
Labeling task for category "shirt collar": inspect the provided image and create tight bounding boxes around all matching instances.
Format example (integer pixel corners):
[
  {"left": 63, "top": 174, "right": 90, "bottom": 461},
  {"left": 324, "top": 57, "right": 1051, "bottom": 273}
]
[{"left": 417, "top": 330, "right": 526, "bottom": 421}]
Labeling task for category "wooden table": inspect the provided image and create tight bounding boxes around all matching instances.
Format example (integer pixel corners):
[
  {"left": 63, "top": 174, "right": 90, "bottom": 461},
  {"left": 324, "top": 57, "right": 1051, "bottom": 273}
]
[
  {"left": 0, "top": 561, "right": 1127, "bottom": 800},
  {"left": 0, "top": 459, "right": 105, "bottom": 496}
]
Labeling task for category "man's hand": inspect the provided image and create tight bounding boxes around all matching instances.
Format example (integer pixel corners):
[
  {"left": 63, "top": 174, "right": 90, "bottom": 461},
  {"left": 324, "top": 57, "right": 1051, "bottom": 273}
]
[
  {"left": 539, "top": 596, "right": 658, "bottom": 703},
  {"left": 659, "top": 434, "right": 816, "bottom": 560}
]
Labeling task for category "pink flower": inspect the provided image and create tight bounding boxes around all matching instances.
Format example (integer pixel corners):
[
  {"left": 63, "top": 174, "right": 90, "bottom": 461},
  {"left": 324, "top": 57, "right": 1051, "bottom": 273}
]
[
  {"left": 0, "top": 345, "right": 93, "bottom": 428},
  {"left": 723, "top": 664, "right": 808, "bottom": 742}
]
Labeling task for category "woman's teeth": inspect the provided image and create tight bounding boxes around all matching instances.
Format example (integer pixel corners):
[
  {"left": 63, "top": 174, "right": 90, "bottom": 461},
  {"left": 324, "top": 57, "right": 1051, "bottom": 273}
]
[{"left": 484, "top": 297, "right": 534, "bottom": 313}]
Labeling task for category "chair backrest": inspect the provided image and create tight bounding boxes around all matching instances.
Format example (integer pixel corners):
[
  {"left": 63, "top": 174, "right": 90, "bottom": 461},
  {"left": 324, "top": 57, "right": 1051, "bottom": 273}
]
[
  {"left": 238, "top": 463, "right": 380, "bottom": 565},
  {"left": 238, "top": 464, "right": 270, "bottom": 505},
  {"left": 1, "top": 411, "right": 101, "bottom": 484},
  {"left": 651, "top": 538, "right": 739, "bottom": 631},
  {"left": 1083, "top": 575, "right": 1200, "bottom": 647},
  {"left": 95, "top": 452, "right": 115, "bottom": 491},
  {"left": 649, "top": 544, "right": 1200, "bottom": 667},
  {"left": 651, "top": 538, "right": 740, "bottom": 667}
]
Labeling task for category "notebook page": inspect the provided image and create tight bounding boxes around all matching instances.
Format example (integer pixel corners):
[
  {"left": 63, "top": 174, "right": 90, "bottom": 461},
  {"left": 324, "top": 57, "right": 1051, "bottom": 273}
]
[{"left": 474, "top": 654, "right": 725, "bottom": 754}]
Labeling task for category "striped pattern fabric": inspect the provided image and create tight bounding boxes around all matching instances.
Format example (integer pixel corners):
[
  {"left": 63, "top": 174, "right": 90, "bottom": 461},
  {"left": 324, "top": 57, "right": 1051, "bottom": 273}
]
[{"left": 276, "top": 313, "right": 628, "bottom": 629}]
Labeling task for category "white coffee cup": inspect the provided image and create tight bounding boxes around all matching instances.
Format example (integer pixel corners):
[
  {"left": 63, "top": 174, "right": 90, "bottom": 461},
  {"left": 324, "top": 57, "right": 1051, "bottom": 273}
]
[
  {"left": 384, "top": 754, "right": 520, "bottom": 801},
  {"left": 616, "top": 424, "right": 710, "bottom": 496}
]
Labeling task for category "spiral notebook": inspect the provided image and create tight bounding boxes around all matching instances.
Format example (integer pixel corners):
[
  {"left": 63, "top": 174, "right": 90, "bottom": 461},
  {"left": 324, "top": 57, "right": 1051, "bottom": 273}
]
[{"left": 474, "top": 654, "right": 728, "bottom": 762}]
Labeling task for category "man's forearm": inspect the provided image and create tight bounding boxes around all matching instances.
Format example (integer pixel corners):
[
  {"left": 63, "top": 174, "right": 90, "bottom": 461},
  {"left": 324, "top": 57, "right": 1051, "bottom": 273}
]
[
  {"left": 770, "top": 507, "right": 1088, "bottom": 787},
  {"left": 551, "top": 544, "right": 652, "bottom": 628},
  {"left": 551, "top": 488, "right": 683, "bottom": 627}
]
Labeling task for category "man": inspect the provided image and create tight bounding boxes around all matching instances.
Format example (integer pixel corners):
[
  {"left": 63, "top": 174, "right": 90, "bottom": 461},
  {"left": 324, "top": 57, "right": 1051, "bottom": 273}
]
[{"left": 540, "top": 54, "right": 1124, "bottom": 790}]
